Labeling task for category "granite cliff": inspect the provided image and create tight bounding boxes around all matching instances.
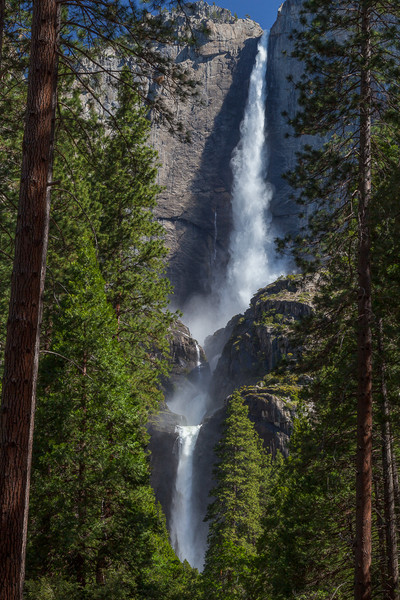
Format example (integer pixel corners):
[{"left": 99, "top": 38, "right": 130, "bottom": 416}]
[
  {"left": 83, "top": 1, "right": 308, "bottom": 309},
  {"left": 149, "top": 0, "right": 310, "bottom": 309},
  {"left": 266, "top": 0, "right": 308, "bottom": 236},
  {"left": 146, "top": 0, "right": 314, "bottom": 544},
  {"left": 149, "top": 2, "right": 264, "bottom": 307}
]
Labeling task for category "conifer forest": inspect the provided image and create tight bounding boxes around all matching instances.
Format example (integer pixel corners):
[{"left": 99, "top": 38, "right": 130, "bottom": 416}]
[{"left": 1, "top": 1, "right": 400, "bottom": 600}]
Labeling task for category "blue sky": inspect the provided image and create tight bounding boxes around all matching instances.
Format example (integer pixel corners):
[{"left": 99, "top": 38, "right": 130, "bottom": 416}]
[{"left": 218, "top": 0, "right": 284, "bottom": 29}]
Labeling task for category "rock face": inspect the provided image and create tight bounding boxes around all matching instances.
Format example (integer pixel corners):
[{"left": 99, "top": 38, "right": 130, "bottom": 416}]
[
  {"left": 150, "top": 2, "right": 264, "bottom": 307},
  {"left": 149, "top": 320, "right": 210, "bottom": 526},
  {"left": 146, "top": 0, "right": 321, "bottom": 555},
  {"left": 150, "top": 0, "right": 316, "bottom": 309},
  {"left": 83, "top": 1, "right": 312, "bottom": 309},
  {"left": 150, "top": 276, "right": 314, "bottom": 531},
  {"left": 266, "top": 0, "right": 321, "bottom": 237},
  {"left": 163, "top": 320, "right": 207, "bottom": 397},
  {"left": 207, "top": 276, "right": 314, "bottom": 404},
  {"left": 240, "top": 384, "right": 297, "bottom": 457},
  {"left": 148, "top": 406, "right": 184, "bottom": 528}
]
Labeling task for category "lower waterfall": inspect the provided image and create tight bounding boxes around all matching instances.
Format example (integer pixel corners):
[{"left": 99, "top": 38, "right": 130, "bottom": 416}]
[
  {"left": 167, "top": 30, "right": 285, "bottom": 571},
  {"left": 170, "top": 425, "right": 203, "bottom": 569}
]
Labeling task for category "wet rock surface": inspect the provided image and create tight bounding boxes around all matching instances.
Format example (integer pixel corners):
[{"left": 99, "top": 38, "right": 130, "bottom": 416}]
[{"left": 164, "top": 320, "right": 207, "bottom": 398}]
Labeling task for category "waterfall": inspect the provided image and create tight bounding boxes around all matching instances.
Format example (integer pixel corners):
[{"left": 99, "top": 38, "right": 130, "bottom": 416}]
[
  {"left": 167, "top": 342, "right": 209, "bottom": 570},
  {"left": 170, "top": 425, "right": 203, "bottom": 569},
  {"left": 221, "top": 30, "right": 281, "bottom": 317},
  {"left": 183, "top": 31, "right": 284, "bottom": 344},
  {"left": 195, "top": 341, "right": 201, "bottom": 367},
  {"left": 168, "top": 31, "right": 284, "bottom": 570}
]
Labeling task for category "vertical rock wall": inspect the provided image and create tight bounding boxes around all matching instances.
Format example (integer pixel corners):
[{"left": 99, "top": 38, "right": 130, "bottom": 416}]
[
  {"left": 149, "top": 3, "right": 264, "bottom": 308},
  {"left": 266, "top": 0, "right": 319, "bottom": 237}
]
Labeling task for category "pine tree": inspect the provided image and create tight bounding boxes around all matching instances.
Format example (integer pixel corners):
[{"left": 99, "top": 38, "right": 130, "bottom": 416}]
[
  {"left": 280, "top": 2, "right": 400, "bottom": 598},
  {"left": 0, "top": 3, "right": 196, "bottom": 596},
  {"left": 94, "top": 67, "right": 174, "bottom": 410},
  {"left": 18, "top": 78, "right": 203, "bottom": 599},
  {"left": 203, "top": 391, "right": 266, "bottom": 600},
  {"left": 25, "top": 240, "right": 175, "bottom": 599}
]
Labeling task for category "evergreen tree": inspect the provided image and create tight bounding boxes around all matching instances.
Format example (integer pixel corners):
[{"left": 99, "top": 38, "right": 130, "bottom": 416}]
[
  {"left": 94, "top": 67, "right": 174, "bottom": 411},
  {"left": 203, "top": 391, "right": 266, "bottom": 600},
  {"left": 279, "top": 2, "right": 400, "bottom": 598},
  {"left": 25, "top": 241, "right": 179, "bottom": 599},
  {"left": 22, "top": 88, "right": 199, "bottom": 598},
  {"left": 0, "top": 3, "right": 196, "bottom": 596}
]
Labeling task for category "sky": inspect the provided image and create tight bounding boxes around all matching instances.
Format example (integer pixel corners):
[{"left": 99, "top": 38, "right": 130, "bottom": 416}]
[{"left": 217, "top": 0, "right": 284, "bottom": 29}]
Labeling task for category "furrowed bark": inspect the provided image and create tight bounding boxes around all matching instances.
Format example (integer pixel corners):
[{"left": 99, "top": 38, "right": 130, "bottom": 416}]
[
  {"left": 0, "top": 1, "right": 60, "bottom": 598},
  {"left": 354, "top": 3, "right": 373, "bottom": 600},
  {"left": 377, "top": 319, "right": 399, "bottom": 600}
]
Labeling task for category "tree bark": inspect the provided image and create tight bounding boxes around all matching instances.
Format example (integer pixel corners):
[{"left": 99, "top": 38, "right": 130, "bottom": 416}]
[
  {"left": 0, "top": 1, "right": 60, "bottom": 598},
  {"left": 354, "top": 3, "right": 373, "bottom": 600},
  {"left": 377, "top": 319, "right": 399, "bottom": 600},
  {"left": 373, "top": 473, "right": 388, "bottom": 595},
  {"left": 0, "top": 0, "right": 5, "bottom": 78}
]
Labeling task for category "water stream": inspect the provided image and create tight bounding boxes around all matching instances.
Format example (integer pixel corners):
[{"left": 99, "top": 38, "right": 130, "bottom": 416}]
[
  {"left": 168, "top": 31, "right": 282, "bottom": 571},
  {"left": 170, "top": 424, "right": 202, "bottom": 567}
]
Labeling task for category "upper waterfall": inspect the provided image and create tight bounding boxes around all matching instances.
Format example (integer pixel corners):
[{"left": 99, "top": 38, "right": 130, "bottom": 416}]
[
  {"left": 185, "top": 30, "right": 286, "bottom": 343},
  {"left": 220, "top": 30, "right": 282, "bottom": 316}
]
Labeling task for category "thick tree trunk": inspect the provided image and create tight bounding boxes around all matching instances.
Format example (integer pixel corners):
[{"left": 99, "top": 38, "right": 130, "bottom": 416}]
[
  {"left": 377, "top": 319, "right": 399, "bottom": 600},
  {"left": 0, "top": 1, "right": 59, "bottom": 598},
  {"left": 354, "top": 4, "right": 373, "bottom": 600},
  {"left": 0, "top": 0, "right": 5, "bottom": 77}
]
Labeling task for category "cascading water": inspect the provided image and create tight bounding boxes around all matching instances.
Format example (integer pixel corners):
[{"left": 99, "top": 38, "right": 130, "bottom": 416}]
[
  {"left": 170, "top": 425, "right": 202, "bottom": 568},
  {"left": 185, "top": 31, "right": 284, "bottom": 344},
  {"left": 221, "top": 30, "right": 281, "bottom": 318},
  {"left": 168, "top": 31, "right": 285, "bottom": 571}
]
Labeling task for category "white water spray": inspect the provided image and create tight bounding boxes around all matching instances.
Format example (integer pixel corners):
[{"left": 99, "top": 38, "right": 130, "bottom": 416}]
[
  {"left": 167, "top": 342, "right": 209, "bottom": 570},
  {"left": 222, "top": 30, "right": 282, "bottom": 316},
  {"left": 184, "top": 31, "right": 284, "bottom": 343}
]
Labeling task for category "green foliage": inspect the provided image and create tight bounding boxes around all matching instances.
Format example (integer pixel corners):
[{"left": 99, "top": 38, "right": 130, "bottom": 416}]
[
  {"left": 203, "top": 392, "right": 266, "bottom": 599},
  {"left": 266, "top": 1, "right": 400, "bottom": 598},
  {"left": 94, "top": 68, "right": 175, "bottom": 406},
  {"left": 0, "top": 53, "right": 26, "bottom": 377},
  {"left": 0, "top": 1, "right": 199, "bottom": 598},
  {"left": 22, "top": 61, "right": 195, "bottom": 600}
]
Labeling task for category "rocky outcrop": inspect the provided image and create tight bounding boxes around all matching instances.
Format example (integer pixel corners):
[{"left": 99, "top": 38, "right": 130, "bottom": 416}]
[
  {"left": 149, "top": 2, "right": 264, "bottom": 307},
  {"left": 240, "top": 382, "right": 297, "bottom": 457},
  {"left": 149, "top": 320, "right": 209, "bottom": 524},
  {"left": 164, "top": 320, "right": 207, "bottom": 397},
  {"left": 148, "top": 406, "right": 184, "bottom": 528},
  {"left": 150, "top": 275, "right": 314, "bottom": 538},
  {"left": 207, "top": 276, "right": 314, "bottom": 404}
]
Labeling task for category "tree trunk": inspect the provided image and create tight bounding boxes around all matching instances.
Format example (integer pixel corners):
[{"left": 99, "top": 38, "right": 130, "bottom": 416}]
[
  {"left": 354, "top": 4, "right": 373, "bottom": 600},
  {"left": 0, "top": 0, "right": 5, "bottom": 78},
  {"left": 377, "top": 319, "right": 399, "bottom": 600},
  {"left": 0, "top": 1, "right": 59, "bottom": 598},
  {"left": 373, "top": 473, "right": 388, "bottom": 595}
]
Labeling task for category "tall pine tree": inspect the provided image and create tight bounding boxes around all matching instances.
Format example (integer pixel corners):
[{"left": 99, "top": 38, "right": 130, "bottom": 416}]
[
  {"left": 203, "top": 391, "right": 266, "bottom": 600},
  {"left": 281, "top": 2, "right": 400, "bottom": 598}
]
